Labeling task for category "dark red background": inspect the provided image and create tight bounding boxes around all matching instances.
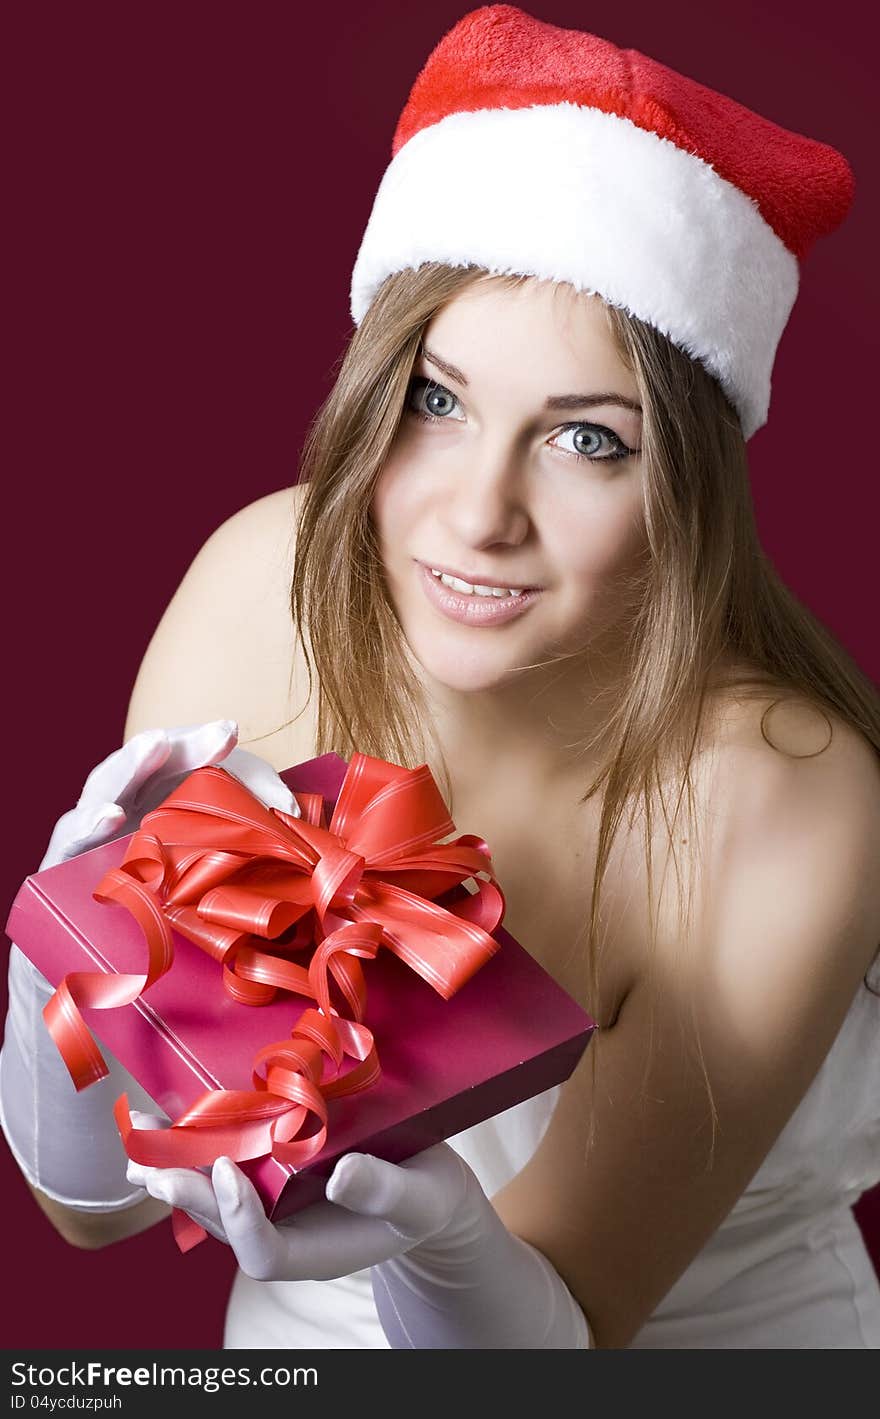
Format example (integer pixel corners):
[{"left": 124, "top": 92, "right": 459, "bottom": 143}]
[{"left": 2, "top": 0, "right": 877, "bottom": 1348}]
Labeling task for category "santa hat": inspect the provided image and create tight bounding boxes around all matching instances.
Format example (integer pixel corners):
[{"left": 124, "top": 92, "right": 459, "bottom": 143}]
[{"left": 349, "top": 5, "right": 854, "bottom": 439}]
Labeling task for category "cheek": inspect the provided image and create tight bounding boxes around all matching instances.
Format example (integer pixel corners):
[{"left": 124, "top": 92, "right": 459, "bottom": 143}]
[
  {"left": 552, "top": 486, "right": 647, "bottom": 587},
  {"left": 369, "top": 456, "right": 418, "bottom": 551}
]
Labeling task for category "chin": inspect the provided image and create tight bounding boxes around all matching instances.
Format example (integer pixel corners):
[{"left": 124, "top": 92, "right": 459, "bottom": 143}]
[
  {"left": 422, "top": 662, "right": 520, "bottom": 695},
  {"left": 403, "top": 626, "right": 550, "bottom": 695}
]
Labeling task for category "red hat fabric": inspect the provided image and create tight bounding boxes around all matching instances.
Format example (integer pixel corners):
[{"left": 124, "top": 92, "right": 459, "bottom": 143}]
[{"left": 349, "top": 5, "right": 855, "bottom": 438}]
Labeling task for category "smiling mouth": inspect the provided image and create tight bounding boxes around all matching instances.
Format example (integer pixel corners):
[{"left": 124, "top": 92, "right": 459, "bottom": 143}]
[
  {"left": 417, "top": 563, "right": 543, "bottom": 627},
  {"left": 420, "top": 563, "right": 541, "bottom": 596}
]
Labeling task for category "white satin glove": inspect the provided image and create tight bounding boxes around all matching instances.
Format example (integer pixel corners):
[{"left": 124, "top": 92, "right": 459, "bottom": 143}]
[
  {"left": 0, "top": 720, "right": 301, "bottom": 1211},
  {"left": 38, "top": 719, "right": 298, "bottom": 871},
  {"left": 127, "top": 1117, "right": 590, "bottom": 1349}
]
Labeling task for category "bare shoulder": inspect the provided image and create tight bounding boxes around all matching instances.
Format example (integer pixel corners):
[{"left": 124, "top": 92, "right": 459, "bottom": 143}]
[
  {"left": 702, "top": 682, "right": 878, "bottom": 786},
  {"left": 699, "top": 689, "right": 880, "bottom": 859},
  {"left": 628, "top": 684, "right": 880, "bottom": 980},
  {"left": 685, "top": 688, "right": 880, "bottom": 1000},
  {"left": 125, "top": 483, "right": 317, "bottom": 770}
]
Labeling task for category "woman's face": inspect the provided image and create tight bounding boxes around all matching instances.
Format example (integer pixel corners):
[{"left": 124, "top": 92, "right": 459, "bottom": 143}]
[{"left": 370, "top": 277, "right": 648, "bottom": 696}]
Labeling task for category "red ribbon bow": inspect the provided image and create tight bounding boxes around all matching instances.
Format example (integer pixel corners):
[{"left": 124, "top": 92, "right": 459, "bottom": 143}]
[{"left": 43, "top": 754, "right": 504, "bottom": 1249}]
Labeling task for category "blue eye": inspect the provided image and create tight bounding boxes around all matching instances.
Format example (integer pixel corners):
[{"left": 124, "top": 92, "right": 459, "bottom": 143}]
[
  {"left": 550, "top": 422, "right": 636, "bottom": 463},
  {"left": 406, "top": 376, "right": 465, "bottom": 422}
]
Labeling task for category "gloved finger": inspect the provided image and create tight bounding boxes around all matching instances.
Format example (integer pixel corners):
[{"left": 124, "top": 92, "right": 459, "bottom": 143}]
[
  {"left": 135, "top": 1165, "right": 228, "bottom": 1244},
  {"left": 128, "top": 1109, "right": 170, "bottom": 1128},
  {"left": 325, "top": 1145, "right": 466, "bottom": 1242},
  {"left": 123, "top": 1109, "right": 226, "bottom": 1238},
  {"left": 123, "top": 720, "right": 240, "bottom": 818},
  {"left": 154, "top": 720, "right": 240, "bottom": 782},
  {"left": 76, "top": 729, "right": 172, "bottom": 816},
  {"left": 211, "top": 1159, "right": 421, "bottom": 1281},
  {"left": 40, "top": 802, "right": 128, "bottom": 870},
  {"left": 122, "top": 1106, "right": 172, "bottom": 1167},
  {"left": 212, "top": 1157, "right": 292, "bottom": 1278},
  {"left": 122, "top": 1108, "right": 174, "bottom": 1187},
  {"left": 221, "top": 747, "right": 301, "bottom": 817}
]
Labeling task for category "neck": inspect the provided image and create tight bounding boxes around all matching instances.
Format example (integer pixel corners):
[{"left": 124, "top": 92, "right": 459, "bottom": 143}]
[
  {"left": 421, "top": 640, "right": 630, "bottom": 811},
  {"left": 416, "top": 638, "right": 746, "bottom": 817}
]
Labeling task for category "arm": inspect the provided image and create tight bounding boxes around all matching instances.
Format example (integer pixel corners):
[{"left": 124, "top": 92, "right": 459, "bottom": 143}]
[
  {"left": 2, "top": 945, "right": 173, "bottom": 1250},
  {"left": 4, "top": 486, "right": 311, "bottom": 1249},
  {"left": 490, "top": 715, "right": 880, "bottom": 1348}
]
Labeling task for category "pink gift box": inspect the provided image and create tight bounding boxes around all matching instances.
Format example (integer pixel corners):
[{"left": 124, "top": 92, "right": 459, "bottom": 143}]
[{"left": 5, "top": 753, "right": 596, "bottom": 1222}]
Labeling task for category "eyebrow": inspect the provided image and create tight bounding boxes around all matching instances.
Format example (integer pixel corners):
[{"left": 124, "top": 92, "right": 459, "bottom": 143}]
[{"left": 420, "top": 345, "right": 643, "bottom": 415}]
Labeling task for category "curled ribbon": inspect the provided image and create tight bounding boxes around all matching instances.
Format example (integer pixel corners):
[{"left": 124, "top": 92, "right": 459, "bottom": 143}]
[{"left": 42, "top": 754, "right": 505, "bottom": 1250}]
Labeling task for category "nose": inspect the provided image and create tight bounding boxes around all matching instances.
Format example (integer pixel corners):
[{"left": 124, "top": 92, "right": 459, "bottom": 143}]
[{"left": 439, "top": 440, "right": 531, "bottom": 551}]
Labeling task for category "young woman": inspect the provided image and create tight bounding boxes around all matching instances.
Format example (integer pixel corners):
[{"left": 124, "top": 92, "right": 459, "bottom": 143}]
[{"left": 2, "top": 6, "right": 878, "bottom": 1349}]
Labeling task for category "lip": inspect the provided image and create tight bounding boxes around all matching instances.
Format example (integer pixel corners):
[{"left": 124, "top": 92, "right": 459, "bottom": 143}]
[{"left": 417, "top": 563, "right": 543, "bottom": 627}]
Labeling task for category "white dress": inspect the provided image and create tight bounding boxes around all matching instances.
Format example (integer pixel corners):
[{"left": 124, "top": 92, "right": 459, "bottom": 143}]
[{"left": 224, "top": 945, "right": 880, "bottom": 1349}]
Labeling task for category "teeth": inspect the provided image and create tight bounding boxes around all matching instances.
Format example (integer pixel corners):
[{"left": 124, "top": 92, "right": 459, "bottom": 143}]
[{"left": 430, "top": 569, "right": 522, "bottom": 598}]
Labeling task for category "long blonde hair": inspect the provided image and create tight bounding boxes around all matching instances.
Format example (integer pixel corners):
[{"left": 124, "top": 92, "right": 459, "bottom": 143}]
[{"left": 286, "top": 262, "right": 880, "bottom": 1154}]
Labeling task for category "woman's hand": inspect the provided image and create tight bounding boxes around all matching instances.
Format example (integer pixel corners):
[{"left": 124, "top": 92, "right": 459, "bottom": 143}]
[
  {"left": 126, "top": 1114, "right": 591, "bottom": 1349},
  {"left": 39, "top": 718, "right": 299, "bottom": 871},
  {"left": 127, "top": 1116, "right": 471, "bottom": 1280}
]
